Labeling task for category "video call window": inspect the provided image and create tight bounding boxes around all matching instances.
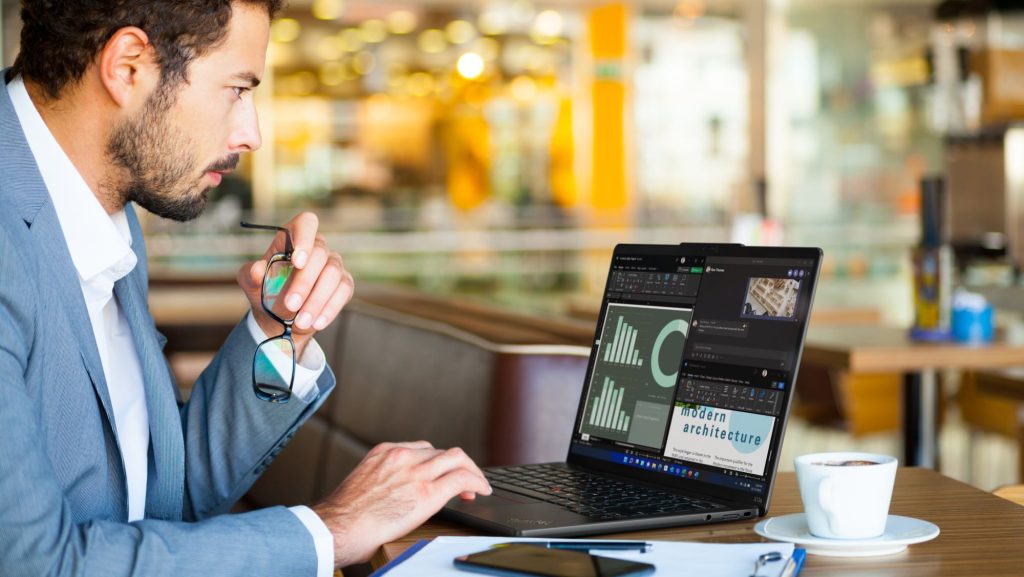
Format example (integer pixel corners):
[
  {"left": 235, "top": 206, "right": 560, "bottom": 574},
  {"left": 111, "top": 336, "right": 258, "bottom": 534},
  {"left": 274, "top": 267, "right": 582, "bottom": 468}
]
[{"left": 742, "top": 277, "right": 801, "bottom": 320}]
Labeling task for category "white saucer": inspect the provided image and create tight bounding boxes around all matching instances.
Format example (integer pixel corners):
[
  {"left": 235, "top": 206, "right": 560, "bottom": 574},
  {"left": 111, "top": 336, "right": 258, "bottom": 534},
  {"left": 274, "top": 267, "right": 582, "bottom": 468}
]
[{"left": 753, "top": 514, "right": 940, "bottom": 557}]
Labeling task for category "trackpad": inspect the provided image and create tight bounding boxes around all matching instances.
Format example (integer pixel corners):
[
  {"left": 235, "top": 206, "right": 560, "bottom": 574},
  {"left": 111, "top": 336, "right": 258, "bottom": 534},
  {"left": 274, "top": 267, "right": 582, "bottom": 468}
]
[{"left": 446, "top": 498, "right": 589, "bottom": 531}]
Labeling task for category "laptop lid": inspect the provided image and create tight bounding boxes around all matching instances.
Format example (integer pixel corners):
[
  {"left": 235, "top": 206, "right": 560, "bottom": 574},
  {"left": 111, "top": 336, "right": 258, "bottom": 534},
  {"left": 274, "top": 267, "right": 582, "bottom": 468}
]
[{"left": 566, "top": 243, "right": 822, "bottom": 516}]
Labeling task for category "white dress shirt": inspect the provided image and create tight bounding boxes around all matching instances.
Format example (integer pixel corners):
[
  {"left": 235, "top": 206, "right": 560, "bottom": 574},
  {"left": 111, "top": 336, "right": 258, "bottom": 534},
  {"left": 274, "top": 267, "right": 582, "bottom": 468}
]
[{"left": 8, "top": 76, "right": 334, "bottom": 577}]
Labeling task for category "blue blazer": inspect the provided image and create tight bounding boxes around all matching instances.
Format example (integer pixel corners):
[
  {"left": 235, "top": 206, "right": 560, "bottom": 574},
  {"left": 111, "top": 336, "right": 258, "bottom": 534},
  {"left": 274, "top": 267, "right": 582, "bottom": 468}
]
[{"left": 0, "top": 77, "right": 336, "bottom": 576}]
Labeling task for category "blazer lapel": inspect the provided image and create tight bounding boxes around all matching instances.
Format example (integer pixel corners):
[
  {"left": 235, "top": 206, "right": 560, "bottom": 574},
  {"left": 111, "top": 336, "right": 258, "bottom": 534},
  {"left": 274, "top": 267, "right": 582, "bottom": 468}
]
[{"left": 114, "top": 254, "right": 185, "bottom": 521}]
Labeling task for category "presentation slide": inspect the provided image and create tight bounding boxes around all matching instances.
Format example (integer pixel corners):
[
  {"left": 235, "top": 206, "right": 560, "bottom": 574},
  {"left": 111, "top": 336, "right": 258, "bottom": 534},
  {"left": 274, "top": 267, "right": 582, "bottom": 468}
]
[
  {"left": 578, "top": 304, "right": 692, "bottom": 448},
  {"left": 662, "top": 403, "right": 776, "bottom": 475}
]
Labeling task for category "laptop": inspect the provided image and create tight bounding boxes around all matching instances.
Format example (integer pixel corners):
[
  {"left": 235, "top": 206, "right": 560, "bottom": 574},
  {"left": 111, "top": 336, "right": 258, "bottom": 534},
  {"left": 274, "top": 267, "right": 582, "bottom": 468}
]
[{"left": 442, "top": 242, "right": 823, "bottom": 536}]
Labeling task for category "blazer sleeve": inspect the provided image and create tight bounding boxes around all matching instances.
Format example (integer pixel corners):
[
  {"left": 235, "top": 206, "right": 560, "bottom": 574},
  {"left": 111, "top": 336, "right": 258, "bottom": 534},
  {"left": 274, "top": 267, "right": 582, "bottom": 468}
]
[
  {"left": 0, "top": 230, "right": 323, "bottom": 577},
  {"left": 178, "top": 319, "right": 336, "bottom": 520}
]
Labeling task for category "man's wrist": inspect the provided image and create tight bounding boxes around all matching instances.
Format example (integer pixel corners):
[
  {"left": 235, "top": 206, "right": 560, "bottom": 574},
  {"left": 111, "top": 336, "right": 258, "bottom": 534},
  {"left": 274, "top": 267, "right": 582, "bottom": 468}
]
[{"left": 312, "top": 500, "right": 350, "bottom": 568}]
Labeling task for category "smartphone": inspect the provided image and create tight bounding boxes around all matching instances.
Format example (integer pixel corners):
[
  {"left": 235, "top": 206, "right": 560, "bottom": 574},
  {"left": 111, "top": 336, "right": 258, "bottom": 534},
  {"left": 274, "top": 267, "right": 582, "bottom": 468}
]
[{"left": 453, "top": 544, "right": 655, "bottom": 577}]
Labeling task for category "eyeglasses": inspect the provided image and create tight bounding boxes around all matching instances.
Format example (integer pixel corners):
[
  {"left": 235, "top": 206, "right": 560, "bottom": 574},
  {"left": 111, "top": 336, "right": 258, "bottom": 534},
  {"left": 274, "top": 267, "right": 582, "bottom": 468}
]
[{"left": 241, "top": 221, "right": 297, "bottom": 403}]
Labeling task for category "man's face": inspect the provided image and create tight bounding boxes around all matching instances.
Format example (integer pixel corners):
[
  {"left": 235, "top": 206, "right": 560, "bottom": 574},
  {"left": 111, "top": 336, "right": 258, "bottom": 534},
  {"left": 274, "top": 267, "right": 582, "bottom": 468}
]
[{"left": 107, "top": 3, "right": 269, "bottom": 221}]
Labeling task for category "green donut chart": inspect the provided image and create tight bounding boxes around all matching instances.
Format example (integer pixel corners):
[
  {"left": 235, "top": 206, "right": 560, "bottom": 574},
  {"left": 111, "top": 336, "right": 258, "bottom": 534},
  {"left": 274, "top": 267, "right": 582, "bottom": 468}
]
[{"left": 652, "top": 319, "right": 689, "bottom": 388}]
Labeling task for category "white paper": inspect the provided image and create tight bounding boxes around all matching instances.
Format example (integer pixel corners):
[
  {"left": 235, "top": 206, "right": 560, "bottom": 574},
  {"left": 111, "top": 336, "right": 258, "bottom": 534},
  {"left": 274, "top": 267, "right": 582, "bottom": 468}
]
[{"left": 381, "top": 536, "right": 796, "bottom": 577}]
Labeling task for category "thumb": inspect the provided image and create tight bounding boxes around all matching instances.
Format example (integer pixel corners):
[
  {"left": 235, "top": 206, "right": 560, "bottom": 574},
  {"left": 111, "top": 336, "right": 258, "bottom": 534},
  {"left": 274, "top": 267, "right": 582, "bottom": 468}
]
[
  {"left": 237, "top": 260, "right": 266, "bottom": 293},
  {"left": 249, "top": 260, "right": 266, "bottom": 285}
]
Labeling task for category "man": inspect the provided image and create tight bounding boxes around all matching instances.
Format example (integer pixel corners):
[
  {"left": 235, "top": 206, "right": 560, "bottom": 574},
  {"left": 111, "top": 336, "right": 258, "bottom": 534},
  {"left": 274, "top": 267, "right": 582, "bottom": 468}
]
[{"left": 0, "top": 1, "right": 491, "bottom": 576}]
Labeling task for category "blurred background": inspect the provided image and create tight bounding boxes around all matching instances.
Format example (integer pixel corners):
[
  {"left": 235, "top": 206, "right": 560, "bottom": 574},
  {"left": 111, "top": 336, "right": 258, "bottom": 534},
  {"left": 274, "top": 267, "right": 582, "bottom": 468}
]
[
  {"left": 1, "top": 0, "right": 940, "bottom": 319},
  {"left": 7, "top": 0, "right": 1024, "bottom": 494}
]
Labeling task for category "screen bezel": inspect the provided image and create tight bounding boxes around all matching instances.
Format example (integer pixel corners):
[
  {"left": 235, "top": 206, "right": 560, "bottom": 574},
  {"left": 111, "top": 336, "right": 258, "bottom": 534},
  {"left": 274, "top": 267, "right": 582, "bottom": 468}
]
[{"left": 565, "top": 243, "right": 823, "bottom": 516}]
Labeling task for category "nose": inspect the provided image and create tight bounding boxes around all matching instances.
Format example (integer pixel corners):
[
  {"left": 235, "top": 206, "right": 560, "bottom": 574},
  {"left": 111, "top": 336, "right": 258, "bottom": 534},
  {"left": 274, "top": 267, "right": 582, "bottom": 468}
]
[{"left": 228, "top": 97, "right": 262, "bottom": 153}]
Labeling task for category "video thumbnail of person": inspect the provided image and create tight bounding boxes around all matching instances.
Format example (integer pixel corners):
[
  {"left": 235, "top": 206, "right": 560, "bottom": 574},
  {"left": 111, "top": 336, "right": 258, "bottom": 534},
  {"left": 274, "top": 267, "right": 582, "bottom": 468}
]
[{"left": 741, "top": 277, "right": 800, "bottom": 320}]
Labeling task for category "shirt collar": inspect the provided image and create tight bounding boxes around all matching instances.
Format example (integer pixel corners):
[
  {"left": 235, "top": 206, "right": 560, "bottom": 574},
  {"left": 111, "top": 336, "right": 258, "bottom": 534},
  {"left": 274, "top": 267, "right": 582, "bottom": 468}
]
[{"left": 7, "top": 76, "right": 136, "bottom": 284}]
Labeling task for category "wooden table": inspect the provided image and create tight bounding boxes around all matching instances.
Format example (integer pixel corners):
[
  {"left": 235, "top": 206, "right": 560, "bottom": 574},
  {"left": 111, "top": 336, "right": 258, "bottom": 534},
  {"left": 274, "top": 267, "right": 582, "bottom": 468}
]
[
  {"left": 802, "top": 325, "right": 1024, "bottom": 468},
  {"left": 374, "top": 468, "right": 1024, "bottom": 576}
]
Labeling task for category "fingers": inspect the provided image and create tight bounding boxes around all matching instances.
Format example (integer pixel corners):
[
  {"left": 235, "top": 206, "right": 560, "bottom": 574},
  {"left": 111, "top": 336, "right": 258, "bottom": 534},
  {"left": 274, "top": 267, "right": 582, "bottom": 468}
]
[
  {"left": 285, "top": 239, "right": 329, "bottom": 318},
  {"left": 291, "top": 247, "right": 338, "bottom": 329},
  {"left": 237, "top": 260, "right": 260, "bottom": 293},
  {"left": 363, "top": 443, "right": 490, "bottom": 499},
  {"left": 248, "top": 213, "right": 355, "bottom": 334},
  {"left": 317, "top": 441, "right": 489, "bottom": 566},
  {"left": 286, "top": 212, "right": 319, "bottom": 269},
  {"left": 249, "top": 260, "right": 265, "bottom": 286},
  {"left": 418, "top": 448, "right": 488, "bottom": 485},
  {"left": 254, "top": 212, "right": 317, "bottom": 267},
  {"left": 436, "top": 467, "right": 492, "bottom": 501},
  {"left": 320, "top": 275, "right": 354, "bottom": 330},
  {"left": 277, "top": 238, "right": 352, "bottom": 330},
  {"left": 257, "top": 230, "right": 290, "bottom": 264},
  {"left": 417, "top": 447, "right": 492, "bottom": 498},
  {"left": 301, "top": 259, "right": 354, "bottom": 331},
  {"left": 366, "top": 440, "right": 435, "bottom": 458}
]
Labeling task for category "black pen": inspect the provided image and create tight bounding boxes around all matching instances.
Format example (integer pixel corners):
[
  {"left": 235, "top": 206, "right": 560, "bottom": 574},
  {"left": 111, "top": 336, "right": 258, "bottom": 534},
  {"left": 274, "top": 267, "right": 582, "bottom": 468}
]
[{"left": 545, "top": 541, "right": 653, "bottom": 552}]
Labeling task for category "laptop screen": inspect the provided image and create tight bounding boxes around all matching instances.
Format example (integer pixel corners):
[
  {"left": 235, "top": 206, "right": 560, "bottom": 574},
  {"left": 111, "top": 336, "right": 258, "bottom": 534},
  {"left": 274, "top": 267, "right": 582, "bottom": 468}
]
[{"left": 567, "top": 243, "right": 821, "bottom": 512}]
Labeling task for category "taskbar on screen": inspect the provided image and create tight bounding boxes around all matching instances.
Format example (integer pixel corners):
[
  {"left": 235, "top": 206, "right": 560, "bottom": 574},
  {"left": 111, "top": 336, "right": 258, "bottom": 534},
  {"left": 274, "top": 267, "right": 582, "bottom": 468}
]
[{"left": 570, "top": 443, "right": 765, "bottom": 494}]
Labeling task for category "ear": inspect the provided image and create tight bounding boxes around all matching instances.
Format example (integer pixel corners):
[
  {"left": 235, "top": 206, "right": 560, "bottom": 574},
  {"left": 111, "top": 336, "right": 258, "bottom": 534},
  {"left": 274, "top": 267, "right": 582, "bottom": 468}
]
[{"left": 97, "top": 27, "right": 159, "bottom": 109}]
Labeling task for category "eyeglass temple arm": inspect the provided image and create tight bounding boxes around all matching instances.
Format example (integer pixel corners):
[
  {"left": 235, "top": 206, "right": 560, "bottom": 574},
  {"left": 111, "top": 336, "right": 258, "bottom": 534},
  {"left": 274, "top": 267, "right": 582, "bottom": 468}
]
[{"left": 240, "top": 221, "right": 293, "bottom": 255}]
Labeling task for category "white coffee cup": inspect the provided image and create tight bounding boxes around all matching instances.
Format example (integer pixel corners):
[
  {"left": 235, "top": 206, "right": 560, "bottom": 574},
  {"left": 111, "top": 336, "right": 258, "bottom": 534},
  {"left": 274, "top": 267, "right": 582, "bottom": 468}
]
[{"left": 794, "top": 452, "right": 897, "bottom": 539}]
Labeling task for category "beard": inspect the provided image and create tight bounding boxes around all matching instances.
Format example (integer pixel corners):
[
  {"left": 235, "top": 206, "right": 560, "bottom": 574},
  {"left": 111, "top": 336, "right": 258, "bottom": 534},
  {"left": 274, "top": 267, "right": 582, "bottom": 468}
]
[{"left": 106, "top": 89, "right": 238, "bottom": 222}]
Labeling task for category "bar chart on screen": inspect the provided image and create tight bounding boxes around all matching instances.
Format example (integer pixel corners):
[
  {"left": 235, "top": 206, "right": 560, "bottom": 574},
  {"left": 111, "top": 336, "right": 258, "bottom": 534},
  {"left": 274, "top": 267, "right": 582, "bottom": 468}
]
[
  {"left": 602, "top": 316, "right": 645, "bottom": 367},
  {"left": 588, "top": 377, "right": 632, "bottom": 432},
  {"left": 578, "top": 303, "right": 693, "bottom": 448}
]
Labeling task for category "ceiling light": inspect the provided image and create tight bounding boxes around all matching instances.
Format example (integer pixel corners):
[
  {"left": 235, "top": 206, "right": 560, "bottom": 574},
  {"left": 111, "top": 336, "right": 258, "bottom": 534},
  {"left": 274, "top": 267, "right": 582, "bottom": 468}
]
[
  {"left": 386, "top": 10, "right": 418, "bottom": 35},
  {"left": 510, "top": 75, "right": 537, "bottom": 101},
  {"left": 360, "top": 19, "right": 388, "bottom": 44},
  {"left": 338, "top": 28, "right": 365, "bottom": 52},
  {"left": 312, "top": 0, "right": 344, "bottom": 21},
  {"left": 319, "top": 61, "right": 347, "bottom": 86},
  {"left": 271, "top": 18, "right": 301, "bottom": 44},
  {"left": 418, "top": 29, "right": 448, "bottom": 54},
  {"left": 446, "top": 20, "right": 477, "bottom": 45},
  {"left": 533, "top": 10, "right": 563, "bottom": 38},
  {"left": 457, "top": 52, "right": 485, "bottom": 80}
]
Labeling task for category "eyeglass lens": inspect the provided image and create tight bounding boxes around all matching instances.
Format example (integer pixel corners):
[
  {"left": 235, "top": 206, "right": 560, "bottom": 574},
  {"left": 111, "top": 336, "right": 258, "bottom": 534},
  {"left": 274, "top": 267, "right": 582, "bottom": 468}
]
[
  {"left": 263, "top": 258, "right": 298, "bottom": 322},
  {"left": 254, "top": 336, "right": 295, "bottom": 401}
]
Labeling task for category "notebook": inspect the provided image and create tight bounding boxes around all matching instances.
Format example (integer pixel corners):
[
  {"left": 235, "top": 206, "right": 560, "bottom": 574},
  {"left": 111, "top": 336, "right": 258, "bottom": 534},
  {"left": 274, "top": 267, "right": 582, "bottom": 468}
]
[
  {"left": 442, "top": 243, "right": 822, "bottom": 536},
  {"left": 370, "top": 536, "right": 806, "bottom": 577}
]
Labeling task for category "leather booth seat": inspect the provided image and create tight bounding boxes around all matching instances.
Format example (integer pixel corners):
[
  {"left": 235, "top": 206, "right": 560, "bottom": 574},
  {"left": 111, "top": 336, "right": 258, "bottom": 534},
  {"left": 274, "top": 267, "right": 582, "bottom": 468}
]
[{"left": 242, "top": 286, "right": 595, "bottom": 510}]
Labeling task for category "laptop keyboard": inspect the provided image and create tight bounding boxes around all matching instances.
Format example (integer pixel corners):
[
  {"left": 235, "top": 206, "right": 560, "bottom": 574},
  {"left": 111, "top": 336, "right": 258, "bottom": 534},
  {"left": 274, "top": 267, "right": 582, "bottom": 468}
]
[{"left": 485, "top": 464, "right": 726, "bottom": 521}]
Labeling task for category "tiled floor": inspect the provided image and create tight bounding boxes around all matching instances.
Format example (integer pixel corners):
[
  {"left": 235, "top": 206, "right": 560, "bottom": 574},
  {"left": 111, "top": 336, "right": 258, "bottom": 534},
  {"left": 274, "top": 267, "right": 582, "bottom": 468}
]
[{"left": 779, "top": 412, "right": 1019, "bottom": 492}]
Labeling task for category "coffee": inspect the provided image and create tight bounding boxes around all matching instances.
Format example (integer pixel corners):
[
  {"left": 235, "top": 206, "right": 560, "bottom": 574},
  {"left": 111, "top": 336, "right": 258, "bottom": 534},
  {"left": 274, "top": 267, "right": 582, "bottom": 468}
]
[{"left": 814, "top": 459, "right": 879, "bottom": 467}]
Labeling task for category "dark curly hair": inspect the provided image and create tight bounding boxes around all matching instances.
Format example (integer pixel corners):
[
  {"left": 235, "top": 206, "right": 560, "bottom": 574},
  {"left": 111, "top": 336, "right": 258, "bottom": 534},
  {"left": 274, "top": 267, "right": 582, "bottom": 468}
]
[{"left": 12, "top": 0, "right": 285, "bottom": 102}]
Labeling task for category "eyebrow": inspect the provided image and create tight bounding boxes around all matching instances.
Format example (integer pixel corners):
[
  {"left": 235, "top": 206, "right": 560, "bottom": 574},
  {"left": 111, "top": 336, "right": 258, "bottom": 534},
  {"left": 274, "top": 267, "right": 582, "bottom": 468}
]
[{"left": 231, "top": 72, "right": 261, "bottom": 88}]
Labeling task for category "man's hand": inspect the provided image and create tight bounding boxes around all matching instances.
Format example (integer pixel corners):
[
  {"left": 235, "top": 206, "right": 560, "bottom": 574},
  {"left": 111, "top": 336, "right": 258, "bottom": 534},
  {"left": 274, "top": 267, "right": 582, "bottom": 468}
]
[
  {"left": 313, "top": 441, "right": 492, "bottom": 567},
  {"left": 237, "top": 212, "right": 354, "bottom": 357}
]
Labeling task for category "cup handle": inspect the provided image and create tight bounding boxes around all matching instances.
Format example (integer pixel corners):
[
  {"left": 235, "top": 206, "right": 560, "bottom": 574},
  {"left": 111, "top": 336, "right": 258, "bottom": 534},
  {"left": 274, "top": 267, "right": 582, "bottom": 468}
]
[{"left": 817, "top": 476, "right": 842, "bottom": 536}]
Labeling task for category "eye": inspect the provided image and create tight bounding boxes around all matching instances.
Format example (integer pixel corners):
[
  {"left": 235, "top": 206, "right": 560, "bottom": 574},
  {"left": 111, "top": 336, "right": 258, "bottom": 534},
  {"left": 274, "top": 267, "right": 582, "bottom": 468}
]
[{"left": 232, "top": 86, "right": 252, "bottom": 100}]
